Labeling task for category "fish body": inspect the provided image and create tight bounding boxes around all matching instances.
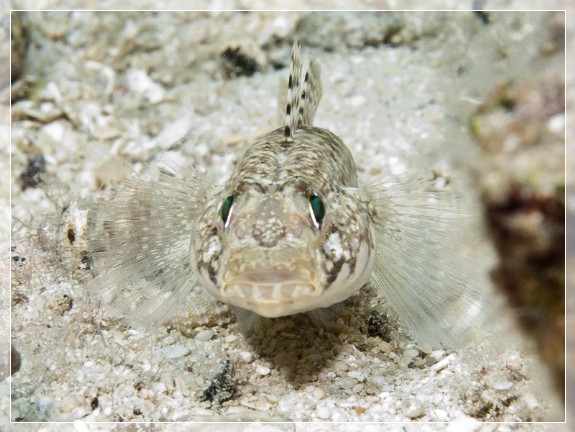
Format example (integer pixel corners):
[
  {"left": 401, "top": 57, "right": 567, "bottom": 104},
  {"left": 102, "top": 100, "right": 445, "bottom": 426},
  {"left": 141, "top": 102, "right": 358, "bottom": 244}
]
[
  {"left": 192, "top": 126, "right": 375, "bottom": 318},
  {"left": 85, "top": 43, "right": 489, "bottom": 347},
  {"left": 192, "top": 44, "right": 375, "bottom": 318}
]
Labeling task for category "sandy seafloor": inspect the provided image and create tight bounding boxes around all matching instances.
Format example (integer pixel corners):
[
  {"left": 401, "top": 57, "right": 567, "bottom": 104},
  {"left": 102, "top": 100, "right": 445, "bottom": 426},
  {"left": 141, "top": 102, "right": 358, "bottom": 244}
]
[{"left": 2, "top": 2, "right": 573, "bottom": 431}]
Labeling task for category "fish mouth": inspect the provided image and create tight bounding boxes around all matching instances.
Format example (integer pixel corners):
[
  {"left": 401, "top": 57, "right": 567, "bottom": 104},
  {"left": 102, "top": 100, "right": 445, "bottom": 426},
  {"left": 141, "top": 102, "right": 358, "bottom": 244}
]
[{"left": 221, "top": 271, "right": 323, "bottom": 317}]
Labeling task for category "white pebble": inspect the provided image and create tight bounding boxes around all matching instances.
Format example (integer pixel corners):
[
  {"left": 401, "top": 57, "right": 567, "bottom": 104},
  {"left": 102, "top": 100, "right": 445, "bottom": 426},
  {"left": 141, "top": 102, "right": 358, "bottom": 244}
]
[
  {"left": 347, "top": 370, "right": 366, "bottom": 382},
  {"left": 43, "top": 121, "right": 65, "bottom": 141},
  {"left": 162, "top": 335, "right": 176, "bottom": 345},
  {"left": 152, "top": 381, "right": 166, "bottom": 393},
  {"left": 432, "top": 408, "right": 448, "bottom": 421},
  {"left": 339, "top": 377, "right": 357, "bottom": 390},
  {"left": 348, "top": 94, "right": 366, "bottom": 107},
  {"left": 315, "top": 405, "right": 331, "bottom": 420},
  {"left": 312, "top": 387, "right": 326, "bottom": 400},
  {"left": 126, "top": 68, "right": 165, "bottom": 103},
  {"left": 431, "top": 353, "right": 454, "bottom": 371},
  {"left": 378, "top": 341, "right": 391, "bottom": 353},
  {"left": 401, "top": 397, "right": 425, "bottom": 418},
  {"left": 524, "top": 392, "right": 539, "bottom": 409},
  {"left": 58, "top": 396, "right": 78, "bottom": 413},
  {"left": 492, "top": 381, "right": 513, "bottom": 391},
  {"left": 139, "top": 388, "right": 153, "bottom": 399},
  {"left": 161, "top": 372, "right": 175, "bottom": 390},
  {"left": 160, "top": 344, "right": 190, "bottom": 359},
  {"left": 403, "top": 348, "right": 419, "bottom": 358},
  {"left": 547, "top": 113, "right": 565, "bottom": 133},
  {"left": 225, "top": 334, "right": 238, "bottom": 343},
  {"left": 430, "top": 350, "right": 445, "bottom": 361},
  {"left": 152, "top": 114, "right": 193, "bottom": 149},
  {"left": 255, "top": 364, "right": 271, "bottom": 376},
  {"left": 239, "top": 351, "right": 254, "bottom": 363},
  {"left": 195, "top": 329, "right": 215, "bottom": 341},
  {"left": 506, "top": 354, "right": 522, "bottom": 371},
  {"left": 71, "top": 407, "right": 89, "bottom": 419},
  {"left": 419, "top": 343, "right": 433, "bottom": 354},
  {"left": 334, "top": 361, "right": 349, "bottom": 372}
]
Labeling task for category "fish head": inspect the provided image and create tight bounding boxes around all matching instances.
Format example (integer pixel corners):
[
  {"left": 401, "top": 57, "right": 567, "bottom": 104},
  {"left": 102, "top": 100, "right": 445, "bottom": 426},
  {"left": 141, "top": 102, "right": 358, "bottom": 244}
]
[{"left": 191, "top": 178, "right": 376, "bottom": 317}]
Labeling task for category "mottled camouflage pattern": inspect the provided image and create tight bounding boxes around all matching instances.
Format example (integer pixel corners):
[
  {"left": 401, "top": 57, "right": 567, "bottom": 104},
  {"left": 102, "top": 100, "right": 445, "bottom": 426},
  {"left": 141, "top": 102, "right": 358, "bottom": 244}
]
[{"left": 191, "top": 44, "right": 375, "bottom": 317}]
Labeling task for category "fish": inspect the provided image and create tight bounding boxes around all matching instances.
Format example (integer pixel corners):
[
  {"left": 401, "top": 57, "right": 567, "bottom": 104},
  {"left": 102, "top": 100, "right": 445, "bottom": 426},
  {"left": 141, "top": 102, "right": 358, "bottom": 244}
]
[{"left": 84, "top": 42, "right": 490, "bottom": 348}]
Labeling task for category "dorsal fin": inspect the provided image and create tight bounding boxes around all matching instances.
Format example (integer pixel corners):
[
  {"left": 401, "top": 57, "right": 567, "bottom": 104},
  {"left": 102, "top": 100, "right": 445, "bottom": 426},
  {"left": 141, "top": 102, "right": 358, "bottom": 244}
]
[{"left": 282, "top": 42, "right": 323, "bottom": 140}]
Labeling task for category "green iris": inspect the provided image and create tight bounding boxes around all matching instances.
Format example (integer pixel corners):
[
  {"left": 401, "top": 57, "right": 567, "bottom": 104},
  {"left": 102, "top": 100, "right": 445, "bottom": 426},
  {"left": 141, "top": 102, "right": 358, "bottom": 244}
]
[
  {"left": 309, "top": 194, "right": 325, "bottom": 226},
  {"left": 220, "top": 195, "right": 234, "bottom": 225}
]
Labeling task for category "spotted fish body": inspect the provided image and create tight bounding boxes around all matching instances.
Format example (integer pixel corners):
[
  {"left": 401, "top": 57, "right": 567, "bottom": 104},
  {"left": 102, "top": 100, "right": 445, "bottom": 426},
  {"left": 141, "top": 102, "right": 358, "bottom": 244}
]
[
  {"left": 192, "top": 129, "right": 375, "bottom": 317},
  {"left": 86, "top": 43, "right": 489, "bottom": 348},
  {"left": 191, "top": 44, "right": 376, "bottom": 317}
]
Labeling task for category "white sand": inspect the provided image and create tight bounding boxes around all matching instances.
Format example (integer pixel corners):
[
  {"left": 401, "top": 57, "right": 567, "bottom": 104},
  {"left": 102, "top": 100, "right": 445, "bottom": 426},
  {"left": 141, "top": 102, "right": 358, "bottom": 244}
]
[{"left": 4, "top": 5, "right": 569, "bottom": 431}]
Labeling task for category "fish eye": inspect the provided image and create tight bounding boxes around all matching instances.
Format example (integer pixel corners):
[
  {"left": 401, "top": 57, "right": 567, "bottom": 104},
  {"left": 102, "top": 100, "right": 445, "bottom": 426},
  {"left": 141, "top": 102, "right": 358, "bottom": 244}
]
[
  {"left": 220, "top": 195, "right": 234, "bottom": 228},
  {"left": 309, "top": 194, "right": 325, "bottom": 228}
]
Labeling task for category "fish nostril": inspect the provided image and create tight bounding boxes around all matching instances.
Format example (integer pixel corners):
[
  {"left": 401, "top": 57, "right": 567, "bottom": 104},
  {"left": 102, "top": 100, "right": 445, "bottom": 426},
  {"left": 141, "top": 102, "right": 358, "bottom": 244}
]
[
  {"left": 252, "top": 220, "right": 287, "bottom": 248},
  {"left": 234, "top": 224, "right": 248, "bottom": 239}
]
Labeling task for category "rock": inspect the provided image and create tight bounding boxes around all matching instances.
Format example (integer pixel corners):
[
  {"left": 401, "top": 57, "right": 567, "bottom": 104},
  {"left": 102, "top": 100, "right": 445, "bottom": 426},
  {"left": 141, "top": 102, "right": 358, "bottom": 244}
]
[{"left": 471, "top": 72, "right": 565, "bottom": 398}]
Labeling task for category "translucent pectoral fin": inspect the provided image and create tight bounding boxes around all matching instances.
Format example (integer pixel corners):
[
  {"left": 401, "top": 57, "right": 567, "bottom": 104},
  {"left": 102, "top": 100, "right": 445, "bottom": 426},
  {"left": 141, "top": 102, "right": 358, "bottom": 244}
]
[
  {"left": 86, "top": 166, "right": 217, "bottom": 325},
  {"left": 364, "top": 176, "right": 496, "bottom": 348}
]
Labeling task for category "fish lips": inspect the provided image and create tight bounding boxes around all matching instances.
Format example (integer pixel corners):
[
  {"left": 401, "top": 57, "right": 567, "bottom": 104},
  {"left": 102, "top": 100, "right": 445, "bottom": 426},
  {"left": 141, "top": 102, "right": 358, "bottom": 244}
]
[{"left": 221, "top": 268, "right": 324, "bottom": 317}]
